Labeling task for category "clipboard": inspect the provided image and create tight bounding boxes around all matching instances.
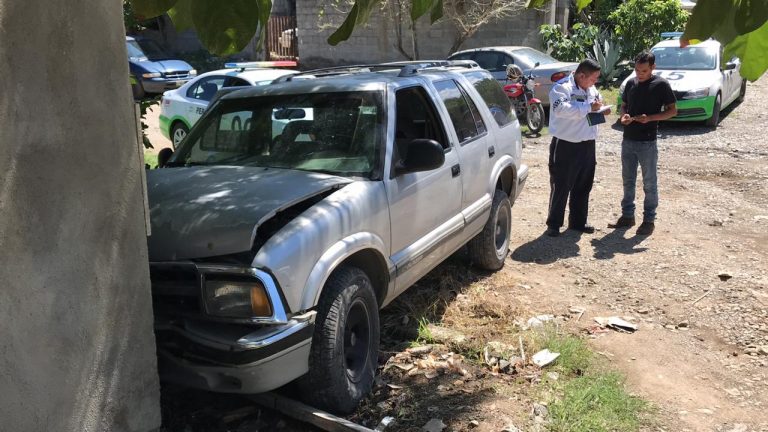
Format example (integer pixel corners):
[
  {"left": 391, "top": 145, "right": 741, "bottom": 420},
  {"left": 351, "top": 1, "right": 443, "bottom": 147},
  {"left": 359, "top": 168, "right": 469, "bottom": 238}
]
[{"left": 587, "top": 112, "right": 606, "bottom": 126}]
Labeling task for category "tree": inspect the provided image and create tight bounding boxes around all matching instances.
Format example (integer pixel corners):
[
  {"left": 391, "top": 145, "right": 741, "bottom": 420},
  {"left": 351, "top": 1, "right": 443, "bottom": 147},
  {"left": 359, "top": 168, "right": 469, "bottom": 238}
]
[
  {"left": 441, "top": 0, "right": 528, "bottom": 54},
  {"left": 527, "top": 0, "right": 768, "bottom": 81},
  {"left": 130, "top": 0, "right": 767, "bottom": 80},
  {"left": 608, "top": 0, "right": 688, "bottom": 60}
]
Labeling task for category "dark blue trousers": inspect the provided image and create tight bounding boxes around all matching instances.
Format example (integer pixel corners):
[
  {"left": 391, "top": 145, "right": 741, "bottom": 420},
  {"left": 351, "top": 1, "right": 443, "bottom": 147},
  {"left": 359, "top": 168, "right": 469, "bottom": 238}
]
[{"left": 546, "top": 137, "right": 596, "bottom": 229}]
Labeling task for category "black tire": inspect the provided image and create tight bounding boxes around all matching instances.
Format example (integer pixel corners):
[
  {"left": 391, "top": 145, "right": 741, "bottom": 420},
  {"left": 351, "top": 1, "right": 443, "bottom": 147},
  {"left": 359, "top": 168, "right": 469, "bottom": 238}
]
[
  {"left": 526, "top": 103, "right": 545, "bottom": 133},
  {"left": 468, "top": 190, "right": 512, "bottom": 271},
  {"left": 132, "top": 81, "right": 146, "bottom": 100},
  {"left": 737, "top": 80, "right": 747, "bottom": 103},
  {"left": 705, "top": 93, "right": 721, "bottom": 127},
  {"left": 300, "top": 266, "right": 379, "bottom": 414},
  {"left": 171, "top": 122, "right": 189, "bottom": 149}
]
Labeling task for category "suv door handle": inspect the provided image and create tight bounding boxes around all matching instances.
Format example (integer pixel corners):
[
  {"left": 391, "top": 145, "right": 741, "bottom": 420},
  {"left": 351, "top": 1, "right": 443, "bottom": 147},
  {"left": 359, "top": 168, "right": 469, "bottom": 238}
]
[
  {"left": 488, "top": 146, "right": 495, "bottom": 158},
  {"left": 451, "top": 164, "right": 461, "bottom": 177}
]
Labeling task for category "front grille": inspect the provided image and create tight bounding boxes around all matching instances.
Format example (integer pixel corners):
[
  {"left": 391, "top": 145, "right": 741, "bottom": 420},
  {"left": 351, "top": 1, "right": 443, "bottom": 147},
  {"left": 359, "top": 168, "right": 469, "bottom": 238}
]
[
  {"left": 164, "top": 71, "right": 191, "bottom": 80},
  {"left": 676, "top": 107, "right": 707, "bottom": 118},
  {"left": 150, "top": 263, "right": 201, "bottom": 315}
]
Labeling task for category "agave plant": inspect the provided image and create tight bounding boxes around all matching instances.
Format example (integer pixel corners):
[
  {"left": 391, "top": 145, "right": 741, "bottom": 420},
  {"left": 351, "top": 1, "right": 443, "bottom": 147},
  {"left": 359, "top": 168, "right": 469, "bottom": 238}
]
[{"left": 591, "top": 32, "right": 625, "bottom": 86}]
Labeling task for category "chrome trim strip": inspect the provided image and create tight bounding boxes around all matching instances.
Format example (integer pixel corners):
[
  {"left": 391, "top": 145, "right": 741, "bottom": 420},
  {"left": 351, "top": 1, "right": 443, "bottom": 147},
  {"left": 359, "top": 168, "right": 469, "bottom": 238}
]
[
  {"left": 391, "top": 213, "right": 464, "bottom": 276},
  {"left": 236, "top": 315, "right": 314, "bottom": 349},
  {"left": 464, "top": 194, "right": 492, "bottom": 226}
]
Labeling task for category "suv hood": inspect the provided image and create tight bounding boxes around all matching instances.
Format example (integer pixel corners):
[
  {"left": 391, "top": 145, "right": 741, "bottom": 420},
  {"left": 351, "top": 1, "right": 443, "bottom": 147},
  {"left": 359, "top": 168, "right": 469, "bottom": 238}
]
[{"left": 146, "top": 166, "right": 351, "bottom": 261}]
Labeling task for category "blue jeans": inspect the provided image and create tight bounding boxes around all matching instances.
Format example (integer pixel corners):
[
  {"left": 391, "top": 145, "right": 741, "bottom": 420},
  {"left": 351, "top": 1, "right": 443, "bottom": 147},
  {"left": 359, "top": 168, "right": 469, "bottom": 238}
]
[{"left": 621, "top": 138, "right": 658, "bottom": 222}]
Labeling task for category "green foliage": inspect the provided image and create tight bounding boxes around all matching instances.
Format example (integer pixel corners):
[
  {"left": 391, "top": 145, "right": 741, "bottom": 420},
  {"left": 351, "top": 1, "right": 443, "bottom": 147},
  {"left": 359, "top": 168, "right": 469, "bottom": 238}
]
[
  {"left": 608, "top": 0, "right": 688, "bottom": 60},
  {"left": 124, "top": 0, "right": 151, "bottom": 33},
  {"left": 683, "top": 0, "right": 768, "bottom": 81},
  {"left": 579, "top": 0, "right": 622, "bottom": 32},
  {"left": 540, "top": 23, "right": 598, "bottom": 62},
  {"left": 138, "top": 97, "right": 161, "bottom": 149},
  {"left": 548, "top": 373, "right": 649, "bottom": 432},
  {"left": 591, "top": 32, "right": 625, "bottom": 86}
]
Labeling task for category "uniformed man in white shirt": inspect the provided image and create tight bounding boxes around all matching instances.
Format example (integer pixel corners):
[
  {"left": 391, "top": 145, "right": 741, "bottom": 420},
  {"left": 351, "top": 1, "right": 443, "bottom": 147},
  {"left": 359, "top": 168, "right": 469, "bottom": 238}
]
[{"left": 545, "top": 59, "right": 609, "bottom": 237}]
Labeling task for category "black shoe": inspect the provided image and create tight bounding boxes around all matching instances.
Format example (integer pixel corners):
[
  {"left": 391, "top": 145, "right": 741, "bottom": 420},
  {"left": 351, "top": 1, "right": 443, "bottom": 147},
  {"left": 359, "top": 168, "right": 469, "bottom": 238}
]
[
  {"left": 545, "top": 227, "right": 560, "bottom": 237},
  {"left": 636, "top": 221, "right": 655, "bottom": 236},
  {"left": 568, "top": 224, "right": 596, "bottom": 234},
  {"left": 608, "top": 216, "right": 636, "bottom": 229}
]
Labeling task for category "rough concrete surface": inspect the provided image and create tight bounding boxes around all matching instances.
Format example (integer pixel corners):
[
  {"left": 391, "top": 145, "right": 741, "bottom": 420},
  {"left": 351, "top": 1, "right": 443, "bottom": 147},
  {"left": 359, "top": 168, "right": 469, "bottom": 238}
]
[{"left": 0, "top": 1, "right": 160, "bottom": 431}]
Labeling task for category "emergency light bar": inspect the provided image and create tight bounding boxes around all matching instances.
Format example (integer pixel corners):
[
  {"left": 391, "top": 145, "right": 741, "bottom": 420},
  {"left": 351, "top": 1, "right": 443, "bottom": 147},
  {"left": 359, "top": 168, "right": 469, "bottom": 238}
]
[
  {"left": 224, "top": 61, "right": 298, "bottom": 70},
  {"left": 660, "top": 32, "right": 683, "bottom": 39}
]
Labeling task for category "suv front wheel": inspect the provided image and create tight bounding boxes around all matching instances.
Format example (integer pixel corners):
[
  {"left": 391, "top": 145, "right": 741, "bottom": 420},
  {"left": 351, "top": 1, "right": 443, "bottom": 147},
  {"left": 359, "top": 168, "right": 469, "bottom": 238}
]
[
  {"left": 300, "top": 266, "right": 380, "bottom": 414},
  {"left": 468, "top": 190, "right": 511, "bottom": 270}
]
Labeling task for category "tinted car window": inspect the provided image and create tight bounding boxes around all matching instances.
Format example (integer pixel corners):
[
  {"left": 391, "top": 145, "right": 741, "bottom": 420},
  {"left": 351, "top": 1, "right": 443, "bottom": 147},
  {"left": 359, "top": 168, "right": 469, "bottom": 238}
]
[
  {"left": 464, "top": 71, "right": 516, "bottom": 127},
  {"left": 434, "top": 80, "right": 482, "bottom": 143},
  {"left": 187, "top": 76, "right": 226, "bottom": 101},
  {"left": 473, "top": 52, "right": 507, "bottom": 72},
  {"left": 394, "top": 86, "right": 450, "bottom": 150}
]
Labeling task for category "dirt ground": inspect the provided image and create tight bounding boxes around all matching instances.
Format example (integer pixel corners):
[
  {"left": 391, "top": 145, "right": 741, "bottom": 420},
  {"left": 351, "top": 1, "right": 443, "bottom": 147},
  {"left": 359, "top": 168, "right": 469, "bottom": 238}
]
[
  {"left": 505, "top": 77, "right": 768, "bottom": 431},
  {"left": 148, "top": 78, "right": 768, "bottom": 432}
]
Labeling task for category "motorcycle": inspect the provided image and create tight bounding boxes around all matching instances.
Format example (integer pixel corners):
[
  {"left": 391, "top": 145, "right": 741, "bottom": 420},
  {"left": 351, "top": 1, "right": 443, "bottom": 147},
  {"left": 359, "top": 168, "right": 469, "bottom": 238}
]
[{"left": 503, "top": 63, "right": 546, "bottom": 134}]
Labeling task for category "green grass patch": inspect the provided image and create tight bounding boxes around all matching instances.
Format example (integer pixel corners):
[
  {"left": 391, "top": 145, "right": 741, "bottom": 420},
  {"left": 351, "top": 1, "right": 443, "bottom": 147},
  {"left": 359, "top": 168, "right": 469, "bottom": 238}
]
[
  {"left": 144, "top": 152, "right": 158, "bottom": 169},
  {"left": 547, "top": 373, "right": 649, "bottom": 432},
  {"left": 530, "top": 328, "right": 651, "bottom": 432},
  {"left": 599, "top": 86, "right": 621, "bottom": 108}
]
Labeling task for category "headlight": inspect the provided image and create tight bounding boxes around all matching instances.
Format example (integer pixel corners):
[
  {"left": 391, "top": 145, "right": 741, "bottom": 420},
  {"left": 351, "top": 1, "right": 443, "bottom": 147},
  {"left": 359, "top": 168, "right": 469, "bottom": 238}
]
[
  {"left": 142, "top": 72, "right": 161, "bottom": 78},
  {"left": 204, "top": 278, "right": 273, "bottom": 318},
  {"left": 682, "top": 87, "right": 710, "bottom": 99},
  {"left": 189, "top": 69, "right": 197, "bottom": 76}
]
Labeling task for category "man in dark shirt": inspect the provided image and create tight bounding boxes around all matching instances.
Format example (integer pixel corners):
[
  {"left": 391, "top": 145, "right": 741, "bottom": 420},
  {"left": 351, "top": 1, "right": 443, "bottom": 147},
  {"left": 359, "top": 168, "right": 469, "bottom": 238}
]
[{"left": 611, "top": 51, "right": 677, "bottom": 235}]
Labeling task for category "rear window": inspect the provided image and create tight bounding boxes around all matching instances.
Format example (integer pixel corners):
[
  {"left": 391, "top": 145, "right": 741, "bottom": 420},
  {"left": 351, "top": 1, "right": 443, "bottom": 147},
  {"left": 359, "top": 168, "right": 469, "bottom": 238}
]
[{"left": 463, "top": 71, "right": 516, "bottom": 127}]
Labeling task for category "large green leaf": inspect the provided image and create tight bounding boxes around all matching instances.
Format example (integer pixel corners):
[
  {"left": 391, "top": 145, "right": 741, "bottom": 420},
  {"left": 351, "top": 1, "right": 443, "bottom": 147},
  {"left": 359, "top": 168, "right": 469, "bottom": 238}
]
[
  {"left": 130, "top": 0, "right": 178, "bottom": 20},
  {"left": 575, "top": 0, "right": 591, "bottom": 13},
  {"left": 430, "top": 0, "right": 443, "bottom": 23},
  {"left": 167, "top": 0, "right": 193, "bottom": 32},
  {"left": 723, "top": 19, "right": 768, "bottom": 81},
  {"left": 190, "top": 0, "right": 270, "bottom": 56},
  {"left": 525, "top": 0, "right": 550, "bottom": 8},
  {"left": 412, "top": 0, "right": 442, "bottom": 21},
  {"left": 328, "top": 0, "right": 377, "bottom": 46},
  {"left": 735, "top": 0, "right": 768, "bottom": 35}
]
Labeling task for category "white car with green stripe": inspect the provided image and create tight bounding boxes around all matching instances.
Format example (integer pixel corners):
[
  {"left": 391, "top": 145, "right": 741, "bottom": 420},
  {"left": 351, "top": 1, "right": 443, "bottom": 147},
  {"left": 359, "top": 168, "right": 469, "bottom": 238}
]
[
  {"left": 619, "top": 36, "right": 746, "bottom": 127},
  {"left": 160, "top": 62, "right": 298, "bottom": 147}
]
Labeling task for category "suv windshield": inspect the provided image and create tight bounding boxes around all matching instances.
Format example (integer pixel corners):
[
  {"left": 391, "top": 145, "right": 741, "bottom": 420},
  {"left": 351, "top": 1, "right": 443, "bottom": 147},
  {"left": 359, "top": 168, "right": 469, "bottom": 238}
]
[
  {"left": 652, "top": 46, "right": 717, "bottom": 70},
  {"left": 171, "top": 91, "right": 385, "bottom": 179}
]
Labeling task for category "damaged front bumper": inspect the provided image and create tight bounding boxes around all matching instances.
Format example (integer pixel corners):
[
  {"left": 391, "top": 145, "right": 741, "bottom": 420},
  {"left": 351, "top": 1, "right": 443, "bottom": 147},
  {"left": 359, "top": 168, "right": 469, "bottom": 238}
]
[
  {"left": 155, "top": 312, "right": 315, "bottom": 393},
  {"left": 150, "top": 262, "right": 315, "bottom": 393}
]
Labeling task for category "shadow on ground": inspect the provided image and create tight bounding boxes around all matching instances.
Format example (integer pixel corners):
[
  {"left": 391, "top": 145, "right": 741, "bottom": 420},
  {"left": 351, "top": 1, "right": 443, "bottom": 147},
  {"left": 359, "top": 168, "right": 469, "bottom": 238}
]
[
  {"left": 590, "top": 227, "right": 649, "bottom": 260},
  {"left": 510, "top": 229, "right": 583, "bottom": 265}
]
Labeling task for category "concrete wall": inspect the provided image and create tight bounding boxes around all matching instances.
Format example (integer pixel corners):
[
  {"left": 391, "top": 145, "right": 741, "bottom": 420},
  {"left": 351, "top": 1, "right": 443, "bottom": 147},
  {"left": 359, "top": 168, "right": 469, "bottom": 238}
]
[
  {"left": 0, "top": 1, "right": 161, "bottom": 431},
  {"left": 297, "top": 0, "right": 549, "bottom": 68}
]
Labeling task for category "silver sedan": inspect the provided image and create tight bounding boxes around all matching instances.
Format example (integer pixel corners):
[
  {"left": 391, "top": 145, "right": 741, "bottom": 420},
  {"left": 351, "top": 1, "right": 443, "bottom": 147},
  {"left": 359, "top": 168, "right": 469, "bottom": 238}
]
[{"left": 448, "top": 46, "right": 577, "bottom": 106}]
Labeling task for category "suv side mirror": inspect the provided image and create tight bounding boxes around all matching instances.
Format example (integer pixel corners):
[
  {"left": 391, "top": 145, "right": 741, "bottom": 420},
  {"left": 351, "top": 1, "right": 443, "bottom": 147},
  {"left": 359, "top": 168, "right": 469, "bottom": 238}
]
[
  {"left": 724, "top": 62, "right": 737, "bottom": 70},
  {"left": 395, "top": 139, "right": 445, "bottom": 176}
]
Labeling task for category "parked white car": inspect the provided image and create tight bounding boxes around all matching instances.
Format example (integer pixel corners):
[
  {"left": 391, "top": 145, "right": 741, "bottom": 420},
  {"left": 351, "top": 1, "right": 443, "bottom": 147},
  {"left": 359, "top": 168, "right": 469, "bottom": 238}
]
[
  {"left": 619, "top": 36, "right": 745, "bottom": 127},
  {"left": 159, "top": 62, "right": 298, "bottom": 147}
]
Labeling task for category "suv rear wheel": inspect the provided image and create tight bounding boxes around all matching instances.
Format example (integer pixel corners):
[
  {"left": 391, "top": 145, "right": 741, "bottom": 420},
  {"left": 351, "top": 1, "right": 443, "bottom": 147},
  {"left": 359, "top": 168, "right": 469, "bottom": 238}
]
[
  {"left": 300, "top": 266, "right": 379, "bottom": 414},
  {"left": 468, "top": 190, "right": 511, "bottom": 270}
]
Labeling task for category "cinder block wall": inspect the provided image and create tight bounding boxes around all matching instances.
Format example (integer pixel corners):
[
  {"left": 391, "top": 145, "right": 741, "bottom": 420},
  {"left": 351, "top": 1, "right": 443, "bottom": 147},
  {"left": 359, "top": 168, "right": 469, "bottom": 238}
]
[
  {"left": 0, "top": 0, "right": 161, "bottom": 430},
  {"left": 297, "top": 0, "right": 546, "bottom": 68}
]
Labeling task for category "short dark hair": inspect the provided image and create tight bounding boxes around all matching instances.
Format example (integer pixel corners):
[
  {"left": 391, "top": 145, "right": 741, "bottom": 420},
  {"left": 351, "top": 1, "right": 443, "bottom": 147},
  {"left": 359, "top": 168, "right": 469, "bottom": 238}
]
[
  {"left": 635, "top": 51, "right": 655, "bottom": 66},
  {"left": 575, "top": 58, "right": 601, "bottom": 75}
]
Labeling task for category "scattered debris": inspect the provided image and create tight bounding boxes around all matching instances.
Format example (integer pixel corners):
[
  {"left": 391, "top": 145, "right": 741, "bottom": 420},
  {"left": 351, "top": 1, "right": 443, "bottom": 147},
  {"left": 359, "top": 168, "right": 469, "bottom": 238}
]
[
  {"left": 708, "top": 219, "right": 724, "bottom": 227},
  {"left": 717, "top": 271, "right": 733, "bottom": 281},
  {"left": 594, "top": 316, "right": 638, "bottom": 332},
  {"left": 526, "top": 314, "right": 555, "bottom": 328},
  {"left": 532, "top": 349, "right": 560, "bottom": 367},
  {"left": 374, "top": 416, "right": 395, "bottom": 432},
  {"left": 426, "top": 325, "right": 468, "bottom": 345},
  {"left": 502, "top": 424, "right": 522, "bottom": 432},
  {"left": 691, "top": 290, "right": 713, "bottom": 305},
  {"left": 468, "top": 419, "right": 480, "bottom": 428},
  {"left": 422, "top": 418, "right": 446, "bottom": 432}
]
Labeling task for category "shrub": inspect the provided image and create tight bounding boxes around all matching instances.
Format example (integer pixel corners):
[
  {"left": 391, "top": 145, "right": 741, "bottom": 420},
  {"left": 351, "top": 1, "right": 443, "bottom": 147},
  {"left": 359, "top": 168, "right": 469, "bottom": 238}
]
[
  {"left": 540, "top": 23, "right": 599, "bottom": 62},
  {"left": 609, "top": 0, "right": 689, "bottom": 60}
]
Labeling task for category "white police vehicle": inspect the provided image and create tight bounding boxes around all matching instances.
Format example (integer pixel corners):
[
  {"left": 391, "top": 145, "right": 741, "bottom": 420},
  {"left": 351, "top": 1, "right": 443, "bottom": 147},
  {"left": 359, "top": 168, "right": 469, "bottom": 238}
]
[
  {"left": 159, "top": 61, "right": 298, "bottom": 147},
  {"left": 619, "top": 33, "right": 746, "bottom": 127}
]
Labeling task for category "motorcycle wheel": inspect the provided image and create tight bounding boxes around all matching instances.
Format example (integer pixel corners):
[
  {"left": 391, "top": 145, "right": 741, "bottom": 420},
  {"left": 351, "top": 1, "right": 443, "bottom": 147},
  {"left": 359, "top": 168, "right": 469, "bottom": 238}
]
[{"left": 526, "top": 103, "right": 545, "bottom": 133}]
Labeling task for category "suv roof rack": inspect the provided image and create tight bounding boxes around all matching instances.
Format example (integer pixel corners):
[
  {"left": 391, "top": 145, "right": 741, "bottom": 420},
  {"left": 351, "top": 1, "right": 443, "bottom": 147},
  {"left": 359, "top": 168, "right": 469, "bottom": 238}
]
[
  {"left": 272, "top": 60, "right": 479, "bottom": 83},
  {"left": 660, "top": 31, "right": 684, "bottom": 40}
]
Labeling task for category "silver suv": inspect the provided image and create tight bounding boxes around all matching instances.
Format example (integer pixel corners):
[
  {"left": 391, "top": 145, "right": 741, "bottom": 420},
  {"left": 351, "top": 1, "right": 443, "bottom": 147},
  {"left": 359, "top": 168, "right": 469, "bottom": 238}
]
[{"left": 147, "top": 61, "right": 528, "bottom": 413}]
